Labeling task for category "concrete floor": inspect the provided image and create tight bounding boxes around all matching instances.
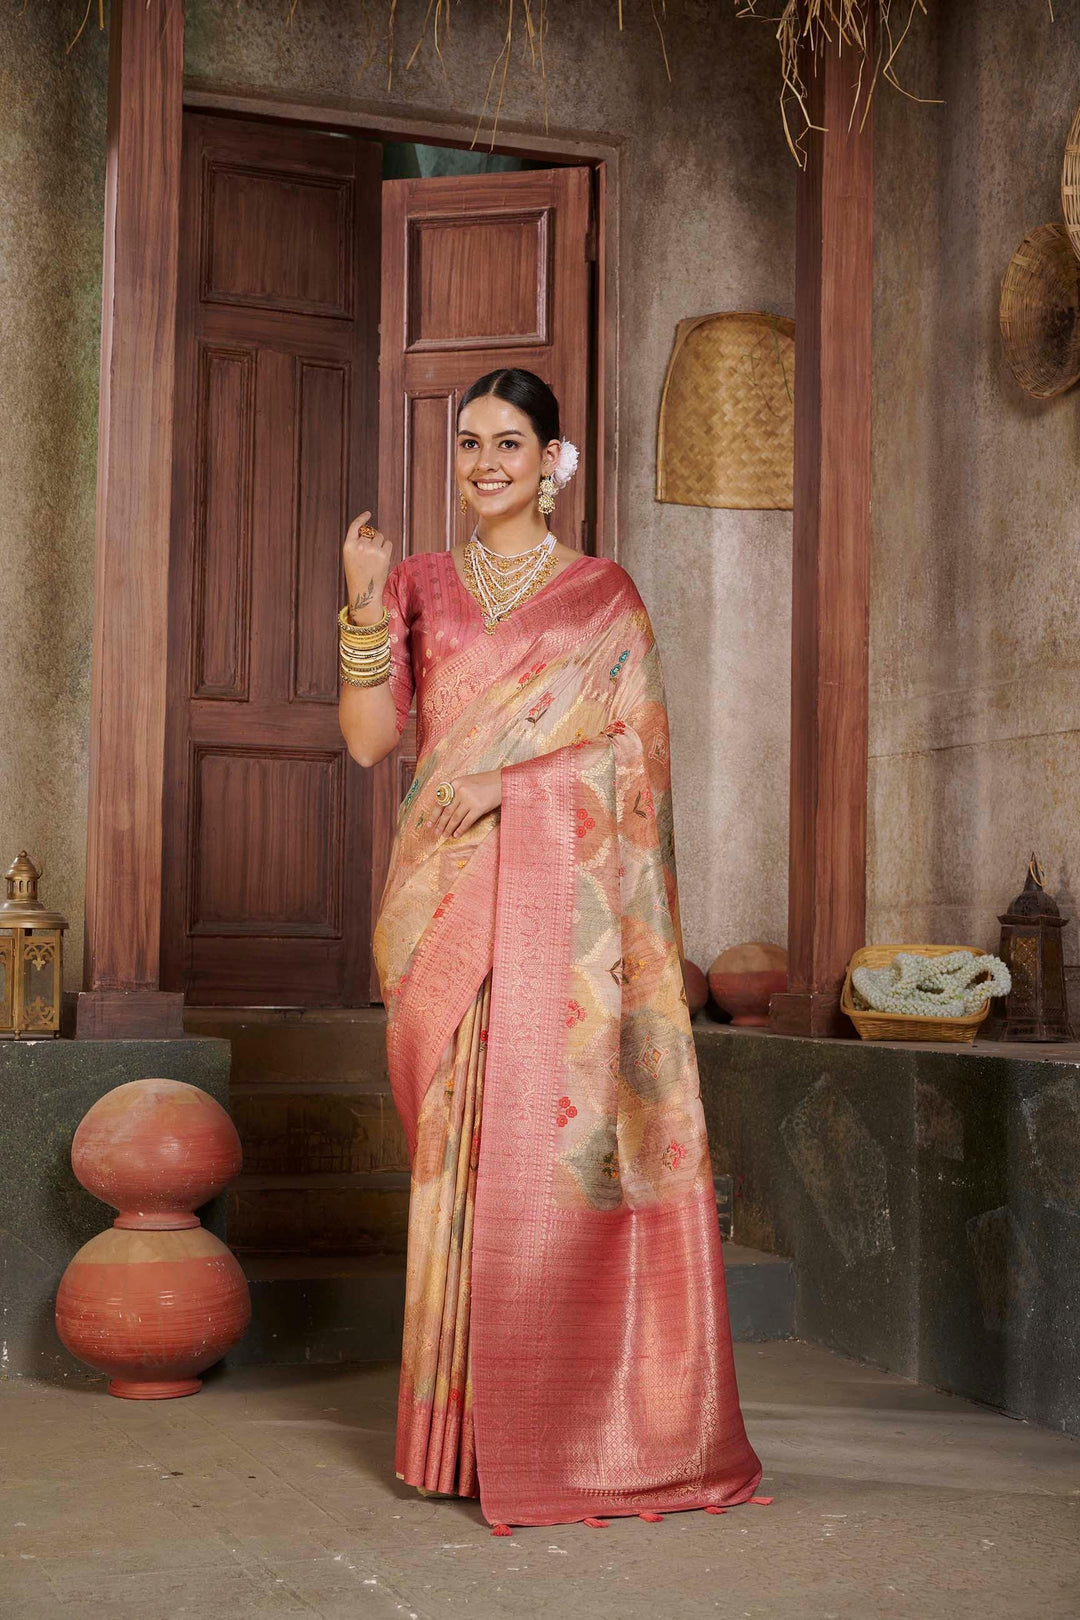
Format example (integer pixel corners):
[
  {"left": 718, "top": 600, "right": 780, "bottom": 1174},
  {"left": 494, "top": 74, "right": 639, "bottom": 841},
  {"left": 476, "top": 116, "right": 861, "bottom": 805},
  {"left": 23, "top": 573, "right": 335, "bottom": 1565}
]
[{"left": 2, "top": 1341, "right": 1079, "bottom": 1620}]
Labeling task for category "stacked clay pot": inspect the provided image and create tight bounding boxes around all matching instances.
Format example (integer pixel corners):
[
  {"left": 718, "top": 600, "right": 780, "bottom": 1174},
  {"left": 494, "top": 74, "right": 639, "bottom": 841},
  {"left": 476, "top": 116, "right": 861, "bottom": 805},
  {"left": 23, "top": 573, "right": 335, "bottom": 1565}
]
[
  {"left": 56, "top": 1078, "right": 250, "bottom": 1399},
  {"left": 708, "top": 942, "right": 788, "bottom": 1026}
]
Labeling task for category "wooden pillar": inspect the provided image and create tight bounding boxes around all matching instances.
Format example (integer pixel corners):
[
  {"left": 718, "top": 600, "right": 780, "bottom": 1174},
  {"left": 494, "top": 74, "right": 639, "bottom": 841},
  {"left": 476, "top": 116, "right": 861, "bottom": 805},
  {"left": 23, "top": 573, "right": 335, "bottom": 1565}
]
[
  {"left": 769, "top": 39, "right": 873, "bottom": 1038},
  {"left": 77, "top": 0, "right": 186, "bottom": 1039}
]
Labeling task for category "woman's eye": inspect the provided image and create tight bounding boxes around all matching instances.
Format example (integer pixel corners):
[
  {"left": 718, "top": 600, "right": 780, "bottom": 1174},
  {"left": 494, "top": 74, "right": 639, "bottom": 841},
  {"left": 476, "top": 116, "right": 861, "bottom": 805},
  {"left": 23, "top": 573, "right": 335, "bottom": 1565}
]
[{"left": 500, "top": 440, "right": 520, "bottom": 450}]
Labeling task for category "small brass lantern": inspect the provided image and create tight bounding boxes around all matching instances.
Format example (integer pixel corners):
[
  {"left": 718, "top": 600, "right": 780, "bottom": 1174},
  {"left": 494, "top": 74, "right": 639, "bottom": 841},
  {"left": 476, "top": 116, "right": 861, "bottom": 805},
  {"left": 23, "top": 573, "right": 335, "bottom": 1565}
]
[
  {"left": 0, "top": 851, "right": 69, "bottom": 1039},
  {"left": 996, "top": 853, "right": 1074, "bottom": 1042}
]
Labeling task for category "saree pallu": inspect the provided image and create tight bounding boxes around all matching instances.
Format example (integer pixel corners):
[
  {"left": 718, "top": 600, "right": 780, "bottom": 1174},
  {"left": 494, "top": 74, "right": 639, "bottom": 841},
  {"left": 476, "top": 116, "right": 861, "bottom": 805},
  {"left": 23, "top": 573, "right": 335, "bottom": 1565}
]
[{"left": 373, "top": 549, "right": 762, "bottom": 1528}]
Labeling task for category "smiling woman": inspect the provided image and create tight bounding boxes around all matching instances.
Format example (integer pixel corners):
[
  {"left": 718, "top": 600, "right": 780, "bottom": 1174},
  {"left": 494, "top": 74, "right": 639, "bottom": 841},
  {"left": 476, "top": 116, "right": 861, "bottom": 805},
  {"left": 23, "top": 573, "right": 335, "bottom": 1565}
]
[{"left": 337, "top": 368, "right": 762, "bottom": 1532}]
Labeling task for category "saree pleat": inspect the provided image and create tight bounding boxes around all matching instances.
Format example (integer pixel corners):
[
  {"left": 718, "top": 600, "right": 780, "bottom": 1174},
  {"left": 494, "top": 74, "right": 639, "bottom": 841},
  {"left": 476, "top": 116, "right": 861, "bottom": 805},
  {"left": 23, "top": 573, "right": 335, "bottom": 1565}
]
[{"left": 395, "top": 973, "right": 491, "bottom": 1498}]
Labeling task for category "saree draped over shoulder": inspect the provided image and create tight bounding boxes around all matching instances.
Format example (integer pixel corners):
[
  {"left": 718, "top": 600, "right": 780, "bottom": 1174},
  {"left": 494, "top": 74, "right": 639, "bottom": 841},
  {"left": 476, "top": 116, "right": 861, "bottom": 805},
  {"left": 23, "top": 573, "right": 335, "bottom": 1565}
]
[{"left": 373, "top": 549, "right": 762, "bottom": 1529}]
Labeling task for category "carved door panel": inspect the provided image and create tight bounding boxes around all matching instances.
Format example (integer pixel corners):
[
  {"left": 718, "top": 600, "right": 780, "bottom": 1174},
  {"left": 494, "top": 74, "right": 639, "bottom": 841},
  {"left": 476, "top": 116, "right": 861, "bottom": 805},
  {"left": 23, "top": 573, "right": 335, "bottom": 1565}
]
[
  {"left": 162, "top": 113, "right": 381, "bottom": 1005},
  {"left": 369, "top": 167, "right": 595, "bottom": 991}
]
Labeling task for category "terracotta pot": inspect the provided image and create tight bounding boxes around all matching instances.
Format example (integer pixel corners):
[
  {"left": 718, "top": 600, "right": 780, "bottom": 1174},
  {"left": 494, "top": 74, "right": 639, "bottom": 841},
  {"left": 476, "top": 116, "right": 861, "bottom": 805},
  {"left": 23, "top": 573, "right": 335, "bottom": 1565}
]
[
  {"left": 59, "top": 1077, "right": 249, "bottom": 1397},
  {"left": 682, "top": 959, "right": 709, "bottom": 1017},
  {"left": 56, "top": 1225, "right": 251, "bottom": 1398},
  {"left": 72, "top": 1078, "right": 242, "bottom": 1229},
  {"left": 708, "top": 941, "right": 788, "bottom": 1027}
]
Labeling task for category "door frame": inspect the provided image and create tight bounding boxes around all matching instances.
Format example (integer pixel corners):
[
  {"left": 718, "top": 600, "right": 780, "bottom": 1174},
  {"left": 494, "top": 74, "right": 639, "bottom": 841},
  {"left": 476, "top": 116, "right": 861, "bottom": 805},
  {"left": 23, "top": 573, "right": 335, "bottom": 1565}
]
[{"left": 80, "top": 0, "right": 873, "bottom": 1041}]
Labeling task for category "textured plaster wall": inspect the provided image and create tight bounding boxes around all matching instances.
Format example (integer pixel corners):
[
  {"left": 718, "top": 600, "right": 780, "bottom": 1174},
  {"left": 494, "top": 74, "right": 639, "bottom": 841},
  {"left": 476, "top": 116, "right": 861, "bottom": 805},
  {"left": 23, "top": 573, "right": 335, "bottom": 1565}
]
[
  {"left": 184, "top": 0, "right": 796, "bottom": 974},
  {"left": 0, "top": 0, "right": 794, "bottom": 993},
  {"left": 0, "top": 6, "right": 108, "bottom": 991},
  {"left": 871, "top": 2, "right": 1080, "bottom": 1007}
]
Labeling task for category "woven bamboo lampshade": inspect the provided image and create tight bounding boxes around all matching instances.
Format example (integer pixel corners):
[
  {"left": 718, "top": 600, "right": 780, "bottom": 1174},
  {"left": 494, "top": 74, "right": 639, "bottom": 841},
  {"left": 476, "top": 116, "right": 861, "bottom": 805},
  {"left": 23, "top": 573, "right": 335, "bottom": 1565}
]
[
  {"left": 656, "top": 312, "right": 795, "bottom": 510},
  {"left": 999, "top": 223, "right": 1080, "bottom": 399}
]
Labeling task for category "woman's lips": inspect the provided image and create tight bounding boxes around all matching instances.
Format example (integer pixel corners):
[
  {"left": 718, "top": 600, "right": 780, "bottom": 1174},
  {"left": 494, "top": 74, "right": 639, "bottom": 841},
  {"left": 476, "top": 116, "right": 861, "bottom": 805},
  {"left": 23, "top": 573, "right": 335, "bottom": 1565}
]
[{"left": 473, "top": 479, "right": 511, "bottom": 493}]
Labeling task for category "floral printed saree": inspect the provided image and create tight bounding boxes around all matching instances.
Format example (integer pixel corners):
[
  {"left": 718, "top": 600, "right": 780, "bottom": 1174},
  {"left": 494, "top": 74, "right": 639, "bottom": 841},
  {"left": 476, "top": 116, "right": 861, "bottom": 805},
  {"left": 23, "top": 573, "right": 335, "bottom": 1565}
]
[{"left": 372, "top": 548, "right": 762, "bottom": 1529}]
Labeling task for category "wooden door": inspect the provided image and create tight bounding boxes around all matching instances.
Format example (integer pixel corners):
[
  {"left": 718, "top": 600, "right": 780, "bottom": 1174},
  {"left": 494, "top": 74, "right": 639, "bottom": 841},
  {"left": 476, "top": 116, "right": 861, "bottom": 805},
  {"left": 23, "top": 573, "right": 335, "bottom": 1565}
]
[
  {"left": 162, "top": 113, "right": 381, "bottom": 1006},
  {"left": 369, "top": 167, "right": 595, "bottom": 982}
]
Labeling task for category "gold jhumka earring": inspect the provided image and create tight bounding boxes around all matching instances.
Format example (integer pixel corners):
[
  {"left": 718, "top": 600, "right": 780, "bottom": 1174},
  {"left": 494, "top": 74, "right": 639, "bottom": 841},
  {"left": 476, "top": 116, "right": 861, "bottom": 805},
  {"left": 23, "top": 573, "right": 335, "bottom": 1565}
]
[
  {"left": 459, "top": 489, "right": 469, "bottom": 513},
  {"left": 538, "top": 474, "right": 557, "bottom": 515}
]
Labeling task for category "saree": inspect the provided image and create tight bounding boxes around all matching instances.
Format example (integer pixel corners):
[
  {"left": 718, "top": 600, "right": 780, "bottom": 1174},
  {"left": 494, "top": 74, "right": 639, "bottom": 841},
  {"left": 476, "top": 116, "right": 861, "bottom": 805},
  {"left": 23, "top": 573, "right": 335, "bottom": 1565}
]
[{"left": 372, "top": 547, "right": 762, "bottom": 1528}]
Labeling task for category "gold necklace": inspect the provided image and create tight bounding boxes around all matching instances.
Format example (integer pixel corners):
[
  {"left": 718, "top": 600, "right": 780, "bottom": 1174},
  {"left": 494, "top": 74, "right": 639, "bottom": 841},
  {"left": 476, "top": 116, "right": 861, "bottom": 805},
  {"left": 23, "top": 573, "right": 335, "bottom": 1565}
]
[{"left": 462, "top": 532, "right": 559, "bottom": 632}]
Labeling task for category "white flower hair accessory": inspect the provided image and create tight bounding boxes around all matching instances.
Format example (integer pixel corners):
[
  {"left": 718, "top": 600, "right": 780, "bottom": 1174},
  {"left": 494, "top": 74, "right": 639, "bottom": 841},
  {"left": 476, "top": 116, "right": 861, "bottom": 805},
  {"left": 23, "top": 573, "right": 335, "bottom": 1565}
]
[{"left": 551, "top": 439, "right": 579, "bottom": 489}]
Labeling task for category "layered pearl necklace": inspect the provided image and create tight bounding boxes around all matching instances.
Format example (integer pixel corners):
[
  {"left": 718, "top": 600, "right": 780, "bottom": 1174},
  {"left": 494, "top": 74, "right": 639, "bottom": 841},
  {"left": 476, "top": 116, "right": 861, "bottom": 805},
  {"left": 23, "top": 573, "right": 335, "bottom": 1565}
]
[{"left": 463, "top": 527, "right": 558, "bottom": 632}]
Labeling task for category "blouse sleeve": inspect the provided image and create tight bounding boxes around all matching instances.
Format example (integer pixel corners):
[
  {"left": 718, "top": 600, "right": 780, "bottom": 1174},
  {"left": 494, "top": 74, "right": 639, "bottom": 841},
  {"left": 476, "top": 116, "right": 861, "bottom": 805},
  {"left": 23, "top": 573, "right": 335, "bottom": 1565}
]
[{"left": 383, "top": 561, "right": 415, "bottom": 738}]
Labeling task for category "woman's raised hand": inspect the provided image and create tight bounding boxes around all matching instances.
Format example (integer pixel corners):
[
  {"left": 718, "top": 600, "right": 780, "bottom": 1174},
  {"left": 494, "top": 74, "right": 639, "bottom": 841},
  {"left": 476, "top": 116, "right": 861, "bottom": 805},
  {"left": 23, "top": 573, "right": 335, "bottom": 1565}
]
[{"left": 343, "top": 511, "right": 393, "bottom": 624}]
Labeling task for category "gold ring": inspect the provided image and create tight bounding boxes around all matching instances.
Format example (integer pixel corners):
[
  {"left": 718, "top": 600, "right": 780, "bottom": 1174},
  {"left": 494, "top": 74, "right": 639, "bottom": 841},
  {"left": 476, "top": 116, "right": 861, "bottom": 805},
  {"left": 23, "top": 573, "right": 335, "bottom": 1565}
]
[
  {"left": 434, "top": 782, "right": 455, "bottom": 806},
  {"left": 357, "top": 523, "right": 377, "bottom": 539}
]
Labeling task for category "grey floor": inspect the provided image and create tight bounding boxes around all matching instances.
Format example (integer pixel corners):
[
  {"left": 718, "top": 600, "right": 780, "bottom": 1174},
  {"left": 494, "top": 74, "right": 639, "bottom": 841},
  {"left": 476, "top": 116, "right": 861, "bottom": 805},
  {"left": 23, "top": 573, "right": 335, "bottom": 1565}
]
[{"left": 3, "top": 1340, "right": 1079, "bottom": 1620}]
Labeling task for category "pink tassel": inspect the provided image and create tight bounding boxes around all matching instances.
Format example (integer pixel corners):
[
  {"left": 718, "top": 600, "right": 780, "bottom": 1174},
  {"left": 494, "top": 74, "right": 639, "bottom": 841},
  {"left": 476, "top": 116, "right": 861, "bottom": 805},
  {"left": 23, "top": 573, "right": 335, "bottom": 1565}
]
[
  {"left": 491, "top": 1523, "right": 512, "bottom": 1537},
  {"left": 705, "top": 1504, "right": 728, "bottom": 1514},
  {"left": 638, "top": 1511, "right": 664, "bottom": 1522},
  {"left": 583, "top": 1517, "right": 610, "bottom": 1529},
  {"left": 751, "top": 1495, "right": 774, "bottom": 1506}
]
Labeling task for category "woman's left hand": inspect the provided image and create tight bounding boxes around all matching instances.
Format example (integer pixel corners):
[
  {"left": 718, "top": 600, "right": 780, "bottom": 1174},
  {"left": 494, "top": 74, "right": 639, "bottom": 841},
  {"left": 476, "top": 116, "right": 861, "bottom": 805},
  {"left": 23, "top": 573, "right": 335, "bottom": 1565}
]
[{"left": 429, "top": 769, "right": 503, "bottom": 839}]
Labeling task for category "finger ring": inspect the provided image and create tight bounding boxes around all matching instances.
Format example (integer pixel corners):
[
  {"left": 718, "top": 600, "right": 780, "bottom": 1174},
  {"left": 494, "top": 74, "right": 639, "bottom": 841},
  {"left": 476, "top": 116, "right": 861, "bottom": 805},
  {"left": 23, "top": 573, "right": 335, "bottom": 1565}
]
[
  {"left": 434, "top": 782, "right": 455, "bottom": 806},
  {"left": 357, "top": 524, "right": 376, "bottom": 539}
]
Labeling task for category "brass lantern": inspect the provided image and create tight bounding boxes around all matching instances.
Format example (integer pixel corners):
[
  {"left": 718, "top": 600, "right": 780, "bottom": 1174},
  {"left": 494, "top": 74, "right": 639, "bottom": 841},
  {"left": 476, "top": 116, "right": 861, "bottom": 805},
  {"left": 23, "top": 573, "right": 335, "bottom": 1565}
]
[
  {"left": 996, "top": 853, "right": 1074, "bottom": 1042},
  {"left": 0, "top": 851, "right": 68, "bottom": 1039}
]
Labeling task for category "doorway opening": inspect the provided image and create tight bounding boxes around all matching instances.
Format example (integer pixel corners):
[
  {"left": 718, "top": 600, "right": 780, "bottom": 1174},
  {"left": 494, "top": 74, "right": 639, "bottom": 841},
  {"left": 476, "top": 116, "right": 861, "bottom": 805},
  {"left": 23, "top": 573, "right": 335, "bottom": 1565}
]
[{"left": 162, "top": 109, "right": 604, "bottom": 1015}]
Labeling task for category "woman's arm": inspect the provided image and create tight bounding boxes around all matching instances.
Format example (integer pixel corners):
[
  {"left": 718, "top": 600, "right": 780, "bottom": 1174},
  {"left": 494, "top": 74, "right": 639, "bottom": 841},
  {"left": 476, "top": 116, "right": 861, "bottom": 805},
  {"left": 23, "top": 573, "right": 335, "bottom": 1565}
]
[{"left": 338, "top": 512, "right": 400, "bottom": 768}]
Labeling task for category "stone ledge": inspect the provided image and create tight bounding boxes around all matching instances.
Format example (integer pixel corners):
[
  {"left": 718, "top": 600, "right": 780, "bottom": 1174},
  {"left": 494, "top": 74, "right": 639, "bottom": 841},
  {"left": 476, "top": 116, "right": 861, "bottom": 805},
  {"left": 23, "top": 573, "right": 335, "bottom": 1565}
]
[{"left": 694, "top": 1021, "right": 1080, "bottom": 1436}]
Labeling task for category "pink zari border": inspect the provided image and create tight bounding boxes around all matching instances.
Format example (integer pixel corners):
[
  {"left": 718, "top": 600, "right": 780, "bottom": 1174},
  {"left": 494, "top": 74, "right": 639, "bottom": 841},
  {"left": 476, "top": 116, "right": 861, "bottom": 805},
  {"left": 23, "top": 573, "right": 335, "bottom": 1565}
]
[{"left": 470, "top": 750, "right": 762, "bottom": 1527}]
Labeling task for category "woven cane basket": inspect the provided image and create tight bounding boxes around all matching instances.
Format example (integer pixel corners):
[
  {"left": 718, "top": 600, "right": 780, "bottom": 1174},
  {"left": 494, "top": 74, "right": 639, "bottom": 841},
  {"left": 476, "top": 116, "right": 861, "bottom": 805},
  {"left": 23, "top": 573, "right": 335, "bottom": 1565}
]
[
  {"left": 1061, "top": 101, "right": 1080, "bottom": 261},
  {"left": 656, "top": 311, "right": 794, "bottom": 510},
  {"left": 999, "top": 223, "right": 1080, "bottom": 399},
  {"left": 841, "top": 944, "right": 993, "bottom": 1044}
]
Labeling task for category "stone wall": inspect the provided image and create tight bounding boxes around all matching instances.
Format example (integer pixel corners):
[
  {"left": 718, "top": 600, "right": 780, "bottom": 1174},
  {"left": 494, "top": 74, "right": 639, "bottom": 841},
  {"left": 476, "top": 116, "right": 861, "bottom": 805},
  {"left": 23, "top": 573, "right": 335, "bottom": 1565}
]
[
  {"left": 0, "top": 0, "right": 796, "bottom": 993},
  {"left": 0, "top": 5, "right": 108, "bottom": 992},
  {"left": 871, "top": 3, "right": 1080, "bottom": 1010}
]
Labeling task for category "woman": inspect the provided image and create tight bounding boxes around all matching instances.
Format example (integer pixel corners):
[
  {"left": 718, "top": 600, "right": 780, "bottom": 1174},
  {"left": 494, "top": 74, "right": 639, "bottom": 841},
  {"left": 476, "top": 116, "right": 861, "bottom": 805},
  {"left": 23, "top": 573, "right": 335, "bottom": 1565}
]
[{"left": 338, "top": 368, "right": 763, "bottom": 1532}]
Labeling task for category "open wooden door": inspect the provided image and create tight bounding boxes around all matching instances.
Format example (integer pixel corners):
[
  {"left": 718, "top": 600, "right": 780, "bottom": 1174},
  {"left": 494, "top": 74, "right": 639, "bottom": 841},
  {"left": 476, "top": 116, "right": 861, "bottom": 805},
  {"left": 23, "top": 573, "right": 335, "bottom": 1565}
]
[
  {"left": 162, "top": 113, "right": 381, "bottom": 1007},
  {"left": 369, "top": 166, "right": 595, "bottom": 991}
]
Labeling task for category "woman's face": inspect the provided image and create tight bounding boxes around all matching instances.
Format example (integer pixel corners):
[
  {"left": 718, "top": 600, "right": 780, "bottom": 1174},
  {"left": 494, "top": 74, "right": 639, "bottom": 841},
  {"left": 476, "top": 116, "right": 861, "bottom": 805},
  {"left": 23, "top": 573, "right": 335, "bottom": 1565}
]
[{"left": 456, "top": 394, "right": 561, "bottom": 523}]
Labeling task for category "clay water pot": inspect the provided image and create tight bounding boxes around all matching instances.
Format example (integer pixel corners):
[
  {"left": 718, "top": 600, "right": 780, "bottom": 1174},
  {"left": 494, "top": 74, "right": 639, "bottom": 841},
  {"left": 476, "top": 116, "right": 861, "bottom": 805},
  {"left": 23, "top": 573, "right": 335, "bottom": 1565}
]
[
  {"left": 71, "top": 1077, "right": 242, "bottom": 1229},
  {"left": 682, "top": 959, "right": 709, "bottom": 1017},
  {"left": 57, "top": 1077, "right": 249, "bottom": 1396},
  {"left": 56, "top": 1226, "right": 251, "bottom": 1399},
  {"left": 708, "top": 942, "right": 788, "bottom": 1026}
]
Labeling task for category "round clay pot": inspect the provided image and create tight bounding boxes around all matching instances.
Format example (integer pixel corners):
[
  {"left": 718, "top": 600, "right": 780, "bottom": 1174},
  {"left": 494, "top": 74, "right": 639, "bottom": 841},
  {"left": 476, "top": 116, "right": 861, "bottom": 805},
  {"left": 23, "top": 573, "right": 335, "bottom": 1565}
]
[
  {"left": 72, "top": 1078, "right": 242, "bottom": 1229},
  {"left": 708, "top": 941, "right": 788, "bottom": 1027},
  {"left": 56, "top": 1225, "right": 251, "bottom": 1398},
  {"left": 682, "top": 959, "right": 709, "bottom": 1017}
]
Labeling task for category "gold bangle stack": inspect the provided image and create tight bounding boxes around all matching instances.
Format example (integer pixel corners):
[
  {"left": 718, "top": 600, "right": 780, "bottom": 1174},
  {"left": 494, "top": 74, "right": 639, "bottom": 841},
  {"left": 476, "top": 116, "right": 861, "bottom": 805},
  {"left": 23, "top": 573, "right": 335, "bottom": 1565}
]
[{"left": 339, "top": 603, "right": 391, "bottom": 688}]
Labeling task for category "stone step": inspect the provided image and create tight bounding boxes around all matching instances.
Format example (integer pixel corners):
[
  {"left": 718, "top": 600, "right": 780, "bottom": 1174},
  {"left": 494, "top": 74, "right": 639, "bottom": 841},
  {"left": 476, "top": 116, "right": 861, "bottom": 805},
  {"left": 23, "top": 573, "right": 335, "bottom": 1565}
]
[
  {"left": 183, "top": 1007, "right": 389, "bottom": 1087},
  {"left": 228, "top": 1171, "right": 410, "bottom": 1255},
  {"left": 227, "top": 1242, "right": 794, "bottom": 1367},
  {"left": 229, "top": 1084, "right": 408, "bottom": 1177}
]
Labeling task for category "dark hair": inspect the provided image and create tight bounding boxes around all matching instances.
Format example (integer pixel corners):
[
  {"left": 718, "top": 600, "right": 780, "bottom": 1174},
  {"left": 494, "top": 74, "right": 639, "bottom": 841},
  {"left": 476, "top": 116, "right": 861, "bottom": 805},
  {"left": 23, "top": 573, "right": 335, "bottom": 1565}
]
[{"left": 458, "top": 368, "right": 560, "bottom": 446}]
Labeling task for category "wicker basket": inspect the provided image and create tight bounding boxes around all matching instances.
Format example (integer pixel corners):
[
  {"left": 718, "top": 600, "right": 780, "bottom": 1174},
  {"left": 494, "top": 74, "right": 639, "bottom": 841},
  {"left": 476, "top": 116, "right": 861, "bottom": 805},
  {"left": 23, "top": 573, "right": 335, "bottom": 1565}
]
[
  {"left": 841, "top": 944, "right": 993, "bottom": 1043},
  {"left": 999, "top": 223, "right": 1080, "bottom": 399},
  {"left": 656, "top": 311, "right": 794, "bottom": 510}
]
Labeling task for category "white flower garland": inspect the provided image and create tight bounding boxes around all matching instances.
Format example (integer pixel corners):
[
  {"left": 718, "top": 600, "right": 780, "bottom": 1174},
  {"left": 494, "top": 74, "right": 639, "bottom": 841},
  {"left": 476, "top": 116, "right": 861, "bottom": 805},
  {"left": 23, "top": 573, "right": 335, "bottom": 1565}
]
[{"left": 851, "top": 951, "right": 1012, "bottom": 1018}]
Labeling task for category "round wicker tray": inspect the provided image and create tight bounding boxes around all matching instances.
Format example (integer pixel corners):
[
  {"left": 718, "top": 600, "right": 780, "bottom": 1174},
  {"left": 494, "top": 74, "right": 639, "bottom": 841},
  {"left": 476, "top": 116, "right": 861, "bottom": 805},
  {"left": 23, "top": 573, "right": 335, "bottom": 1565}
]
[
  {"left": 841, "top": 944, "right": 992, "bottom": 1044},
  {"left": 999, "top": 223, "right": 1080, "bottom": 399},
  {"left": 1061, "top": 101, "right": 1080, "bottom": 262}
]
